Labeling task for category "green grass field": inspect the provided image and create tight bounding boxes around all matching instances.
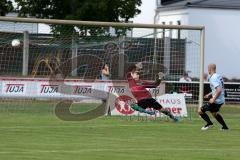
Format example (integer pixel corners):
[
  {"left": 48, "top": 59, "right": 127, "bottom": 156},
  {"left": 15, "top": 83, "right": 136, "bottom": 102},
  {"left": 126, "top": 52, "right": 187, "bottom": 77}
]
[{"left": 0, "top": 101, "right": 240, "bottom": 160}]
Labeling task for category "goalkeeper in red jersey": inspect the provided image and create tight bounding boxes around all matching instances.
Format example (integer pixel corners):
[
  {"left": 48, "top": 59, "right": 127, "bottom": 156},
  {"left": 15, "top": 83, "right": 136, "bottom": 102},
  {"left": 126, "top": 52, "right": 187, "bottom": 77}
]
[{"left": 126, "top": 63, "right": 178, "bottom": 121}]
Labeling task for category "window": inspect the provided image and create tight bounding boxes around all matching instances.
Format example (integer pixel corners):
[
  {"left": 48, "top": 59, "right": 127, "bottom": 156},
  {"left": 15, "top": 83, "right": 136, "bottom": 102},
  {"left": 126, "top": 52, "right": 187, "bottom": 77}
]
[{"left": 161, "top": 0, "right": 184, "bottom": 5}]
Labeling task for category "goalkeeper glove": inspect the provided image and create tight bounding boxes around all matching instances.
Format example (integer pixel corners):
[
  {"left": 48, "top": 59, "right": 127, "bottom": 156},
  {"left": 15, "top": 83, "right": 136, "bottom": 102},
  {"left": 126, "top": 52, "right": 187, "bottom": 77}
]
[{"left": 157, "top": 72, "right": 165, "bottom": 80}]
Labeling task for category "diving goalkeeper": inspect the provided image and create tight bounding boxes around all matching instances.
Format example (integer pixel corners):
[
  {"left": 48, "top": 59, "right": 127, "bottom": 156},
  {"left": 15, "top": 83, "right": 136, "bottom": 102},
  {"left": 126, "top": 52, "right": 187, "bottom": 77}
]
[{"left": 126, "top": 63, "right": 178, "bottom": 121}]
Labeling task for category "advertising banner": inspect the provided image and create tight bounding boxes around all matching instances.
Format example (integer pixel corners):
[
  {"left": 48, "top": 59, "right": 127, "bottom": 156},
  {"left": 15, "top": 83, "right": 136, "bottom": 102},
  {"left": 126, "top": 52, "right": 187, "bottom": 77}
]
[{"left": 0, "top": 78, "right": 187, "bottom": 116}]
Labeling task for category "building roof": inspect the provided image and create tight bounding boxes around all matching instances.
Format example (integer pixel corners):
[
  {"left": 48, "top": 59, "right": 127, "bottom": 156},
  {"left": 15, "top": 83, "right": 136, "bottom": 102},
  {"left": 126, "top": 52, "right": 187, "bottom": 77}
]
[{"left": 157, "top": 0, "right": 240, "bottom": 11}]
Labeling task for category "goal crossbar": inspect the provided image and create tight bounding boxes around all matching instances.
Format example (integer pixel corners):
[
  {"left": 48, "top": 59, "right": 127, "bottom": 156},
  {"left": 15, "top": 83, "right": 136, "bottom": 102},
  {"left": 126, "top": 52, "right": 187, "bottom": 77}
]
[{"left": 0, "top": 16, "right": 204, "bottom": 30}]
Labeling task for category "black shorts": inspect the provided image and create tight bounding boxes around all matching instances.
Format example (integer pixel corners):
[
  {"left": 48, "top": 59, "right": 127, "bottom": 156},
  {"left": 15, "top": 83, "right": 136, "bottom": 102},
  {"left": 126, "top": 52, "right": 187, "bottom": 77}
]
[
  {"left": 137, "top": 98, "right": 163, "bottom": 110},
  {"left": 201, "top": 103, "right": 223, "bottom": 113}
]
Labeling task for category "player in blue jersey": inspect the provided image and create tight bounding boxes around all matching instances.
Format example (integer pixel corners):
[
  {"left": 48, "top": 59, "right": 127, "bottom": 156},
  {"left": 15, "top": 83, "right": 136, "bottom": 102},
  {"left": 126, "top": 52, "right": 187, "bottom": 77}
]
[{"left": 198, "top": 64, "right": 229, "bottom": 130}]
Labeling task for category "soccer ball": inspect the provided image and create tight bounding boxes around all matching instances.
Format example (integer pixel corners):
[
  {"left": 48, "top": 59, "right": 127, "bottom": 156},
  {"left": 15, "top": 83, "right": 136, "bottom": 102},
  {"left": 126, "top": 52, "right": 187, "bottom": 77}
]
[{"left": 11, "top": 39, "right": 21, "bottom": 47}]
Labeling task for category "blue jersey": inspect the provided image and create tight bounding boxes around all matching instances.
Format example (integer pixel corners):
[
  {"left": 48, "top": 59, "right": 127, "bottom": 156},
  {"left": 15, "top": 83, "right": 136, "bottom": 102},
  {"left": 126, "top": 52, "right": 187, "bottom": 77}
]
[{"left": 208, "top": 73, "right": 225, "bottom": 104}]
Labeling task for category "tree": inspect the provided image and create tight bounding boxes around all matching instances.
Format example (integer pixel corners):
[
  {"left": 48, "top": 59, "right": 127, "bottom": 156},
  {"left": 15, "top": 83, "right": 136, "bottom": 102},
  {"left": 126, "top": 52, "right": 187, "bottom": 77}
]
[
  {"left": 15, "top": 0, "right": 142, "bottom": 35},
  {"left": 0, "top": 0, "right": 14, "bottom": 16}
]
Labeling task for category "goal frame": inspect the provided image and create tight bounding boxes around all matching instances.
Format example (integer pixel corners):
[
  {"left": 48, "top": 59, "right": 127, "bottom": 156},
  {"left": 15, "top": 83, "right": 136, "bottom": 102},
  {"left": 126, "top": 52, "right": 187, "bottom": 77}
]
[{"left": 0, "top": 16, "right": 205, "bottom": 109}]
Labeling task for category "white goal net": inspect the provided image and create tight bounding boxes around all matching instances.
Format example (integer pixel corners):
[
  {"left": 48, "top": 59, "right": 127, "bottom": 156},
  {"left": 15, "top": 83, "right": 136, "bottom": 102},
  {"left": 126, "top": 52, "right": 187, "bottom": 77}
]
[{"left": 0, "top": 16, "right": 204, "bottom": 120}]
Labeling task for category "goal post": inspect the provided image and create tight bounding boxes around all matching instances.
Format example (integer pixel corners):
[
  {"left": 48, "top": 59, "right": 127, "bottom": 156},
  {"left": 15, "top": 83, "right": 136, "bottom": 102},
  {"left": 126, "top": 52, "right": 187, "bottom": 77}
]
[{"left": 0, "top": 16, "right": 205, "bottom": 119}]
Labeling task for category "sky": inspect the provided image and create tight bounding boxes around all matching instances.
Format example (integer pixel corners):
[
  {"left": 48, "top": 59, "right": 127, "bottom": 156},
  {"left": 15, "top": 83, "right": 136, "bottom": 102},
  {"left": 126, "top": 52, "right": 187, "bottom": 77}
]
[
  {"left": 129, "top": 0, "right": 156, "bottom": 37},
  {"left": 132, "top": 0, "right": 156, "bottom": 24}
]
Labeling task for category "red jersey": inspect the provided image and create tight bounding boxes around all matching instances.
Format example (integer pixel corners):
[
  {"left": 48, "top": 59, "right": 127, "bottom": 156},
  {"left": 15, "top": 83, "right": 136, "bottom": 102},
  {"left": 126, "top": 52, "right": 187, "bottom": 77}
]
[{"left": 127, "top": 73, "right": 158, "bottom": 102}]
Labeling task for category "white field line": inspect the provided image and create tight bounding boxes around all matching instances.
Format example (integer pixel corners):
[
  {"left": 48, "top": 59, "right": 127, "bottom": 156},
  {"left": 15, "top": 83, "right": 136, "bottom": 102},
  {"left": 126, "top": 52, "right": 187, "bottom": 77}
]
[
  {"left": 0, "top": 124, "right": 178, "bottom": 129},
  {"left": 0, "top": 148, "right": 240, "bottom": 154}
]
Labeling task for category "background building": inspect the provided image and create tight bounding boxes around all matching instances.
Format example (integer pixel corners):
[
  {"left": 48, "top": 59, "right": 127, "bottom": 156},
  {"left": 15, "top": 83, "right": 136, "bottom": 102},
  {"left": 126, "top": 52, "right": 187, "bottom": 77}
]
[{"left": 155, "top": 0, "right": 240, "bottom": 79}]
